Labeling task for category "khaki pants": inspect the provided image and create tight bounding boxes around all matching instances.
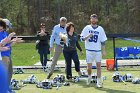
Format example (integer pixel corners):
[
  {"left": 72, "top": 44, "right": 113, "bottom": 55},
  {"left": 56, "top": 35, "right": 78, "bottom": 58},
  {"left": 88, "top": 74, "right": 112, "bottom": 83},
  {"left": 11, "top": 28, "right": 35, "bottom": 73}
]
[
  {"left": 49, "top": 45, "right": 62, "bottom": 74},
  {"left": 2, "top": 56, "right": 13, "bottom": 85}
]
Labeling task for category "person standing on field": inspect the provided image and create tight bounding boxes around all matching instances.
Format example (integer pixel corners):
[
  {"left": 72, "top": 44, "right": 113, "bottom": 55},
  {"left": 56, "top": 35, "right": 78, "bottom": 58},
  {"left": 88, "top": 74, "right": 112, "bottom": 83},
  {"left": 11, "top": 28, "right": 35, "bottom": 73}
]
[
  {"left": 63, "top": 22, "right": 83, "bottom": 80},
  {"left": 47, "top": 17, "right": 67, "bottom": 79},
  {"left": 80, "top": 14, "right": 107, "bottom": 88}
]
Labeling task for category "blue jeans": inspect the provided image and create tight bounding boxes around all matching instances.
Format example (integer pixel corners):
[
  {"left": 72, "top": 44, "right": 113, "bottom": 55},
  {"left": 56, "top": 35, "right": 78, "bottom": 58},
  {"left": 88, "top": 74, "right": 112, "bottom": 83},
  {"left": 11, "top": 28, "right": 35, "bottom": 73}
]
[
  {"left": 63, "top": 50, "right": 80, "bottom": 79},
  {"left": 38, "top": 47, "right": 48, "bottom": 68}
]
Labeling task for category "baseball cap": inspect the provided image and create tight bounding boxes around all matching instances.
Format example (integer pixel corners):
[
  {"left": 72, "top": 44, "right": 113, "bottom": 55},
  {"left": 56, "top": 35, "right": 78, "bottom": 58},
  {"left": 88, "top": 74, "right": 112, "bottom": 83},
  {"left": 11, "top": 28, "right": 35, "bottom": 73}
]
[{"left": 60, "top": 17, "right": 67, "bottom": 22}]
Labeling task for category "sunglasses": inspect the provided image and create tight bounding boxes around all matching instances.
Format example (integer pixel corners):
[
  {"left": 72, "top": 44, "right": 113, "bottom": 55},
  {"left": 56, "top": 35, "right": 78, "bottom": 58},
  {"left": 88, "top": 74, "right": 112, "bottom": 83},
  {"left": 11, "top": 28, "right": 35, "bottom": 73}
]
[{"left": 90, "top": 15, "right": 98, "bottom": 19}]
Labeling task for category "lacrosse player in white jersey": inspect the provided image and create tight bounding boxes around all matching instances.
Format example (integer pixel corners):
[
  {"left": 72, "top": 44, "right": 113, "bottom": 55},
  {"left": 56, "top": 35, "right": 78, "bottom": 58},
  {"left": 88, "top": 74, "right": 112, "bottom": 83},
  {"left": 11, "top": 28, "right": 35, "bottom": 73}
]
[{"left": 80, "top": 14, "right": 107, "bottom": 87}]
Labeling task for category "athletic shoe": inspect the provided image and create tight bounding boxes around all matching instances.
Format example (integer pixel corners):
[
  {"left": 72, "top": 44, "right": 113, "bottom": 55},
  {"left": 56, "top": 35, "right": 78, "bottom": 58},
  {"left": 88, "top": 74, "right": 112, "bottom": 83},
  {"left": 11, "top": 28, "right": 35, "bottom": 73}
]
[
  {"left": 86, "top": 76, "right": 91, "bottom": 85},
  {"left": 96, "top": 80, "right": 103, "bottom": 88},
  {"left": 47, "top": 73, "right": 52, "bottom": 79}
]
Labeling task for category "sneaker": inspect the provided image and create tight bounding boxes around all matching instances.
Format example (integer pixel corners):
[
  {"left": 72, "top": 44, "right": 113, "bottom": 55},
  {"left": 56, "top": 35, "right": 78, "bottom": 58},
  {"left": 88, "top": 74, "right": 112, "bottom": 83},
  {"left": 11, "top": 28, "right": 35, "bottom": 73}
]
[
  {"left": 86, "top": 77, "right": 91, "bottom": 85},
  {"left": 47, "top": 73, "right": 52, "bottom": 79},
  {"left": 96, "top": 81, "right": 103, "bottom": 88}
]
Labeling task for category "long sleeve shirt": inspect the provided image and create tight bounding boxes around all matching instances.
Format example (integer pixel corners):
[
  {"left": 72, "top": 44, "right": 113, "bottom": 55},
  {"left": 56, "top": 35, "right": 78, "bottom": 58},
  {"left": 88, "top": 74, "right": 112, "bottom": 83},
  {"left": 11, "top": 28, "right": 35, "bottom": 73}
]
[
  {"left": 63, "top": 32, "right": 82, "bottom": 52},
  {"left": 50, "top": 24, "right": 66, "bottom": 47},
  {"left": 36, "top": 31, "right": 49, "bottom": 49}
]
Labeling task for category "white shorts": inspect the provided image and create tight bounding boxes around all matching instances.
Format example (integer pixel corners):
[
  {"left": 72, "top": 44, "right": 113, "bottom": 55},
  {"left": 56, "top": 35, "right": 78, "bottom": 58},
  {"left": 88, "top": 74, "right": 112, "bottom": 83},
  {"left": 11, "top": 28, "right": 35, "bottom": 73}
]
[{"left": 86, "top": 50, "right": 102, "bottom": 63}]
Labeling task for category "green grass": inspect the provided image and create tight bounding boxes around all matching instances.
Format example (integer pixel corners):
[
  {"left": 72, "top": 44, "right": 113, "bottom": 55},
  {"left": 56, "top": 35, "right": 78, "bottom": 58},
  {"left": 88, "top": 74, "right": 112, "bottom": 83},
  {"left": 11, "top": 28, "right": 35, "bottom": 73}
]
[
  {"left": 11, "top": 39, "right": 140, "bottom": 92},
  {"left": 13, "top": 68, "right": 140, "bottom": 93},
  {"left": 11, "top": 39, "right": 140, "bottom": 66},
  {"left": 12, "top": 43, "right": 40, "bottom": 66}
]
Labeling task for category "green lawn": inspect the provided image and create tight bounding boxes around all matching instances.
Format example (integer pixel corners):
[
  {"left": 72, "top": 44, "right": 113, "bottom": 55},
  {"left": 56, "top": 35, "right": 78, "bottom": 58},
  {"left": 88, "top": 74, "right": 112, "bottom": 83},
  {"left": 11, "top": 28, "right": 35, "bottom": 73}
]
[
  {"left": 11, "top": 39, "right": 140, "bottom": 93},
  {"left": 13, "top": 68, "right": 140, "bottom": 93},
  {"left": 11, "top": 39, "right": 140, "bottom": 66}
]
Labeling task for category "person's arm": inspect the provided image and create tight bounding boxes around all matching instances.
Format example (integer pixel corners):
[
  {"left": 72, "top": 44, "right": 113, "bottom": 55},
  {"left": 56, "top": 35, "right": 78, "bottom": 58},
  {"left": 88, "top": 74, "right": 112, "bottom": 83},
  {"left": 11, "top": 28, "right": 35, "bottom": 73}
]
[
  {"left": 0, "top": 42, "right": 10, "bottom": 51},
  {"left": 40, "top": 31, "right": 47, "bottom": 36},
  {"left": 0, "top": 37, "right": 11, "bottom": 46},
  {"left": 76, "top": 41, "right": 83, "bottom": 55},
  {"left": 37, "top": 31, "right": 48, "bottom": 40},
  {"left": 0, "top": 32, "right": 23, "bottom": 45},
  {"left": 81, "top": 34, "right": 93, "bottom": 41},
  {"left": 76, "top": 41, "right": 82, "bottom": 51},
  {"left": 50, "top": 26, "right": 56, "bottom": 48},
  {"left": 0, "top": 46, "right": 10, "bottom": 51},
  {"left": 80, "top": 26, "right": 93, "bottom": 41},
  {"left": 101, "top": 41, "right": 106, "bottom": 56},
  {"left": 100, "top": 27, "right": 107, "bottom": 56}
]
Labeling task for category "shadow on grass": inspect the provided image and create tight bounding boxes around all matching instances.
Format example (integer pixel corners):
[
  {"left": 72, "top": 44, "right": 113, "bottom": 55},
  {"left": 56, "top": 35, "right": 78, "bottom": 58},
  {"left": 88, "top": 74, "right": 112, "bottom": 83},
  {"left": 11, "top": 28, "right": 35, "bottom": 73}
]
[
  {"left": 74, "top": 81, "right": 135, "bottom": 93},
  {"left": 95, "top": 87, "right": 135, "bottom": 93}
]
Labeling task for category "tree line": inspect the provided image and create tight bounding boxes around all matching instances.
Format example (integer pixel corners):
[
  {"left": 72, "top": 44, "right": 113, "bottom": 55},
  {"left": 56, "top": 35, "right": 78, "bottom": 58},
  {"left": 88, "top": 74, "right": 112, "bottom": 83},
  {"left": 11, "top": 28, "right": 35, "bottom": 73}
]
[{"left": 0, "top": 0, "right": 139, "bottom": 35}]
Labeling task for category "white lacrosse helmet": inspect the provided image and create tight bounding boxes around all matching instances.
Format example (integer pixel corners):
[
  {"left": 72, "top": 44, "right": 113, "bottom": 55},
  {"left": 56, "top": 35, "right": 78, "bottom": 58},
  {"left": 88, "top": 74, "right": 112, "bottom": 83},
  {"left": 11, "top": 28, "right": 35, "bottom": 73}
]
[
  {"left": 112, "top": 72, "right": 122, "bottom": 82},
  {"left": 123, "top": 73, "right": 133, "bottom": 82}
]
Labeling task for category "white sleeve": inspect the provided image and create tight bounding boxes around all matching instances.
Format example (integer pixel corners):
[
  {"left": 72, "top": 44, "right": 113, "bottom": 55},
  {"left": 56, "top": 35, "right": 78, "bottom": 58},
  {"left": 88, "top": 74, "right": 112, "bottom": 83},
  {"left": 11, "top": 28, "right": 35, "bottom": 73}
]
[
  {"left": 80, "top": 26, "right": 88, "bottom": 41},
  {"left": 100, "top": 28, "right": 107, "bottom": 42},
  {"left": 81, "top": 26, "right": 89, "bottom": 37}
]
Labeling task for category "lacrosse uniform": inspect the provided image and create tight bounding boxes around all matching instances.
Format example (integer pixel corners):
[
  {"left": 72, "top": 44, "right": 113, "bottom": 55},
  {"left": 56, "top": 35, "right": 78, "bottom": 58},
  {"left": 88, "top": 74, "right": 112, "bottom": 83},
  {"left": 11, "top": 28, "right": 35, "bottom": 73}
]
[{"left": 80, "top": 25, "right": 107, "bottom": 63}]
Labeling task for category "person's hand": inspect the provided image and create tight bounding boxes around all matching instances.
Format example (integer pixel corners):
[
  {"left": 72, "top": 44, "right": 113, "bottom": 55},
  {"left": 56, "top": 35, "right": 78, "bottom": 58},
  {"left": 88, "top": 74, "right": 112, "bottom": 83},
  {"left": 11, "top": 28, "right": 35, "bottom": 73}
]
[
  {"left": 0, "top": 46, "right": 10, "bottom": 51},
  {"left": 84, "top": 33, "right": 93, "bottom": 40},
  {"left": 1, "top": 37, "right": 11, "bottom": 45},
  {"left": 11, "top": 37, "right": 24, "bottom": 43},
  {"left": 88, "top": 33, "right": 93, "bottom": 38},
  {"left": 39, "top": 31, "right": 47, "bottom": 36},
  {"left": 102, "top": 50, "right": 106, "bottom": 57},
  {"left": 80, "top": 51, "right": 84, "bottom": 56},
  {"left": 8, "top": 32, "right": 16, "bottom": 39}
]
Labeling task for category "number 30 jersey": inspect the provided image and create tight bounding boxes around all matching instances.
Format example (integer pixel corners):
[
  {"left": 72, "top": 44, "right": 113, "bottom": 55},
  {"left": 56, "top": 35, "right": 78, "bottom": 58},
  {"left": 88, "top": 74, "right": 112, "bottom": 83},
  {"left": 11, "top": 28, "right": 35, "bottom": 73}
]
[{"left": 80, "top": 25, "right": 107, "bottom": 51}]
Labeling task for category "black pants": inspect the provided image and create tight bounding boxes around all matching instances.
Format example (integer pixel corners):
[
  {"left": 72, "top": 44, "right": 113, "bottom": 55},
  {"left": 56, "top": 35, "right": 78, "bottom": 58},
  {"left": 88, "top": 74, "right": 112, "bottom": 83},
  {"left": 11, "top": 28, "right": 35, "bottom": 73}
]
[
  {"left": 38, "top": 47, "right": 48, "bottom": 68},
  {"left": 63, "top": 50, "right": 80, "bottom": 79}
]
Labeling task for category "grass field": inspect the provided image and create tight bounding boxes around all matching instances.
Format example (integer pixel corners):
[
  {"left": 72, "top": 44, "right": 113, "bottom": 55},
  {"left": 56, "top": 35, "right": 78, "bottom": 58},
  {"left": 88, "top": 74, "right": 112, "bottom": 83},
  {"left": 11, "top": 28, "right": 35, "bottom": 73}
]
[
  {"left": 10, "top": 39, "right": 140, "bottom": 93},
  {"left": 13, "top": 68, "right": 140, "bottom": 93},
  {"left": 11, "top": 39, "right": 140, "bottom": 66}
]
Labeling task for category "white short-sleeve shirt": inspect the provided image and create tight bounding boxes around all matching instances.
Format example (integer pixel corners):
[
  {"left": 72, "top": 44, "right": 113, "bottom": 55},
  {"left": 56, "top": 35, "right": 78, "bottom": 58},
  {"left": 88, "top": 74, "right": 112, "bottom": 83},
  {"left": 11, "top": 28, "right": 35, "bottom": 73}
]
[{"left": 80, "top": 25, "right": 107, "bottom": 51}]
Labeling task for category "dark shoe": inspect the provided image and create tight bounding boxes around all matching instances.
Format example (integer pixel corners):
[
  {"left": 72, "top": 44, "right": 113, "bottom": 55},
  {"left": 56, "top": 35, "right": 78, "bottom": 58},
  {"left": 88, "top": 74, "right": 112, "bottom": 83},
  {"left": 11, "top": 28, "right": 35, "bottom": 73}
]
[{"left": 47, "top": 73, "right": 52, "bottom": 79}]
